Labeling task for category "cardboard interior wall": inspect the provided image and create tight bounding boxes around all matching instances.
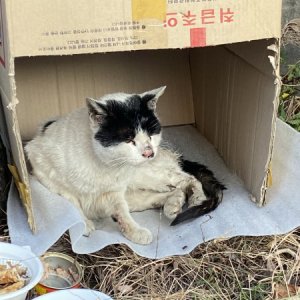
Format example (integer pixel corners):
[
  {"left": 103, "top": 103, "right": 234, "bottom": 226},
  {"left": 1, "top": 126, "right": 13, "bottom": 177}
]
[
  {"left": 190, "top": 39, "right": 278, "bottom": 205},
  {"left": 12, "top": 39, "right": 277, "bottom": 212}
]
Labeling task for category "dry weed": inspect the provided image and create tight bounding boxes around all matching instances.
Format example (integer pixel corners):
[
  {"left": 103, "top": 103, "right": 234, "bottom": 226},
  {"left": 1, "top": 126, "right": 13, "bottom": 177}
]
[
  {"left": 47, "top": 230, "right": 300, "bottom": 300},
  {"left": 282, "top": 19, "right": 300, "bottom": 47},
  {"left": 1, "top": 213, "right": 299, "bottom": 299}
]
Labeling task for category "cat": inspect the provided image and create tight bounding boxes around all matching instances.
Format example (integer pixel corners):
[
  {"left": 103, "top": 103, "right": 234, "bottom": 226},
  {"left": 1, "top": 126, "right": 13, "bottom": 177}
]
[{"left": 25, "top": 86, "right": 225, "bottom": 245}]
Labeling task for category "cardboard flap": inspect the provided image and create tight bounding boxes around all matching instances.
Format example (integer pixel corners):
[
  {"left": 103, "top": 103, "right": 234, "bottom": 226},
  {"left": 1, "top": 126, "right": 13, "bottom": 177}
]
[
  {"left": 7, "top": 0, "right": 282, "bottom": 57},
  {"left": 1, "top": 91, "right": 35, "bottom": 231},
  {"left": 190, "top": 41, "right": 278, "bottom": 204}
]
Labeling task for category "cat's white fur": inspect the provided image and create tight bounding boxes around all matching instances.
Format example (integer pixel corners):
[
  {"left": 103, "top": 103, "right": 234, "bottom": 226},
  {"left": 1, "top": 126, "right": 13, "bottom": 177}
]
[{"left": 25, "top": 87, "right": 206, "bottom": 245}]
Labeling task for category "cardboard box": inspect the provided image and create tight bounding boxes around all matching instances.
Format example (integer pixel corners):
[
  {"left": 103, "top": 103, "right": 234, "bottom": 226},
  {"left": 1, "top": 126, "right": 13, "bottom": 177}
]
[{"left": 0, "top": 0, "right": 282, "bottom": 231}]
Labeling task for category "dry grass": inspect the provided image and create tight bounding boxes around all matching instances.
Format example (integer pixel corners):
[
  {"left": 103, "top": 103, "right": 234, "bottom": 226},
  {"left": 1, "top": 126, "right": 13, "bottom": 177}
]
[
  {"left": 279, "top": 20, "right": 300, "bottom": 132},
  {"left": 280, "top": 94, "right": 300, "bottom": 119},
  {"left": 1, "top": 212, "right": 299, "bottom": 299},
  {"left": 282, "top": 19, "right": 300, "bottom": 47},
  {"left": 46, "top": 230, "right": 300, "bottom": 300}
]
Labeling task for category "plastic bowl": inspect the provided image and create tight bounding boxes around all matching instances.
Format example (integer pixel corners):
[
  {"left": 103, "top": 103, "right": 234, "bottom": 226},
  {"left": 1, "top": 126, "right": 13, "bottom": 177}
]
[
  {"left": 0, "top": 242, "right": 43, "bottom": 300},
  {"left": 34, "top": 289, "right": 112, "bottom": 299}
]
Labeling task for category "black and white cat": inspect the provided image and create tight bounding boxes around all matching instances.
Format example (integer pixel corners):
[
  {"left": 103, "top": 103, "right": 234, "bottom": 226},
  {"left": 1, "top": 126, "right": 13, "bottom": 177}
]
[{"left": 25, "top": 87, "right": 225, "bottom": 245}]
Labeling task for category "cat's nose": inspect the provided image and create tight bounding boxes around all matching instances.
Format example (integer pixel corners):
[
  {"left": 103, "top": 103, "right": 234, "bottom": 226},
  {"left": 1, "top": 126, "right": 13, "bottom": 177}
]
[{"left": 142, "top": 146, "right": 154, "bottom": 158}]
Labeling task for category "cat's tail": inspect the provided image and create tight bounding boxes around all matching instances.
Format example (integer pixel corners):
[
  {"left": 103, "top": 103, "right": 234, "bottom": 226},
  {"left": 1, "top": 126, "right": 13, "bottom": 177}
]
[{"left": 170, "top": 159, "right": 226, "bottom": 226}]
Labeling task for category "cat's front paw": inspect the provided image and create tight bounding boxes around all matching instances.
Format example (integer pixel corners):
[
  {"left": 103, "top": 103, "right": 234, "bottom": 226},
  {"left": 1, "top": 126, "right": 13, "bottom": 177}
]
[
  {"left": 188, "top": 187, "right": 206, "bottom": 207},
  {"left": 163, "top": 189, "right": 185, "bottom": 220},
  {"left": 83, "top": 219, "right": 96, "bottom": 237},
  {"left": 125, "top": 227, "right": 153, "bottom": 245}
]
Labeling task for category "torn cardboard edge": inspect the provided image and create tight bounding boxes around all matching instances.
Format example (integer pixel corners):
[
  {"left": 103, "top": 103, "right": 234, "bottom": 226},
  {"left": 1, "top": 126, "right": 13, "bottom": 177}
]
[
  {"left": 262, "top": 41, "right": 282, "bottom": 204},
  {"left": 7, "top": 164, "right": 35, "bottom": 231},
  {"left": 0, "top": 49, "right": 35, "bottom": 230}
]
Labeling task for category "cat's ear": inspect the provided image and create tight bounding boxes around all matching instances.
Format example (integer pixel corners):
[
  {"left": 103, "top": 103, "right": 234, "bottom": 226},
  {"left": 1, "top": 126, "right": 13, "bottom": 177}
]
[
  {"left": 140, "top": 86, "right": 166, "bottom": 110},
  {"left": 86, "top": 98, "right": 106, "bottom": 125}
]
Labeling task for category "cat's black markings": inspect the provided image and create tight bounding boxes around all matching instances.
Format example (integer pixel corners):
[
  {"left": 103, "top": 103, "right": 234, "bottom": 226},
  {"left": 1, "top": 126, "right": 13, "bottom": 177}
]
[
  {"left": 170, "top": 159, "right": 226, "bottom": 226},
  {"left": 93, "top": 95, "right": 161, "bottom": 147},
  {"left": 41, "top": 120, "right": 56, "bottom": 133}
]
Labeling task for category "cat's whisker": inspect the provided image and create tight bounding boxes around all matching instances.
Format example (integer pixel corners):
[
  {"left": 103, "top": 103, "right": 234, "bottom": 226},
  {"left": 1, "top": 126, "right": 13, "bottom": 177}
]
[
  {"left": 148, "top": 121, "right": 160, "bottom": 130},
  {"left": 160, "top": 141, "right": 175, "bottom": 150},
  {"left": 107, "top": 157, "right": 128, "bottom": 164},
  {"left": 107, "top": 157, "right": 136, "bottom": 165},
  {"left": 109, "top": 158, "right": 138, "bottom": 168},
  {"left": 109, "top": 157, "right": 132, "bottom": 163},
  {"left": 110, "top": 160, "right": 127, "bottom": 168}
]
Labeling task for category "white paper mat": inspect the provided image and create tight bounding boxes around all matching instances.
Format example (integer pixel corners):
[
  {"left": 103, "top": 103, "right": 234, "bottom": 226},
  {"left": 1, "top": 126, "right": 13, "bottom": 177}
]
[{"left": 8, "top": 120, "right": 300, "bottom": 258}]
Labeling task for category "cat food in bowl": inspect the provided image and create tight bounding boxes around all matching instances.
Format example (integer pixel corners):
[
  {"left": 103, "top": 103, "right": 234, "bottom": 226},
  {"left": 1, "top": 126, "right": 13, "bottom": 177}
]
[
  {"left": 35, "top": 252, "right": 83, "bottom": 295},
  {"left": 0, "top": 262, "right": 29, "bottom": 294},
  {"left": 0, "top": 242, "right": 43, "bottom": 300}
]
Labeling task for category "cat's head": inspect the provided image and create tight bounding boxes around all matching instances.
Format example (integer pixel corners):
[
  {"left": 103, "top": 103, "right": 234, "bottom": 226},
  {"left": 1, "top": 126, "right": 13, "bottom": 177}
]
[{"left": 86, "top": 86, "right": 166, "bottom": 165}]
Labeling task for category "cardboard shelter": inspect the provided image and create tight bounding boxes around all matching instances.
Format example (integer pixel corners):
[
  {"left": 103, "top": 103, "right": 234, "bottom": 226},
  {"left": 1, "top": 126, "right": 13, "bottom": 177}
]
[{"left": 0, "top": 0, "right": 282, "bottom": 232}]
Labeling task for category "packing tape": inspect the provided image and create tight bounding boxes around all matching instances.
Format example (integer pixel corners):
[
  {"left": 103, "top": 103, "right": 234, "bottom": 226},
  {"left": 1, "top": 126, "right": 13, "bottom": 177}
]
[
  {"left": 267, "top": 168, "right": 273, "bottom": 188},
  {"left": 132, "top": 0, "right": 166, "bottom": 21},
  {"left": 8, "top": 164, "right": 35, "bottom": 232}
]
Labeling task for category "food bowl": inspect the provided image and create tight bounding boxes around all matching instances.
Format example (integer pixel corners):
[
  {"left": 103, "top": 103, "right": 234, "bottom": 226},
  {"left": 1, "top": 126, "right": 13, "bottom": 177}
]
[
  {"left": 35, "top": 252, "right": 83, "bottom": 295},
  {"left": 0, "top": 242, "right": 43, "bottom": 300}
]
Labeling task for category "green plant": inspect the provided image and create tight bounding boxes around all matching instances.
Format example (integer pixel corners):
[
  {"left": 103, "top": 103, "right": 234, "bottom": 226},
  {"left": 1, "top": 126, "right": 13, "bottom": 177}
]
[
  {"left": 279, "top": 60, "right": 300, "bottom": 132},
  {"left": 239, "top": 283, "right": 270, "bottom": 300}
]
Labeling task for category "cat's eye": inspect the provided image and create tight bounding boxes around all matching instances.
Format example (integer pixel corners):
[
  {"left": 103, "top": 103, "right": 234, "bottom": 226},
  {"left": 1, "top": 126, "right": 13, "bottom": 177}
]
[{"left": 126, "top": 139, "right": 136, "bottom": 146}]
